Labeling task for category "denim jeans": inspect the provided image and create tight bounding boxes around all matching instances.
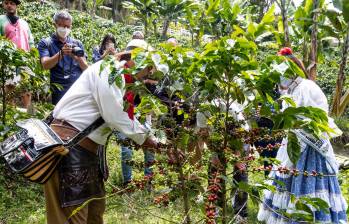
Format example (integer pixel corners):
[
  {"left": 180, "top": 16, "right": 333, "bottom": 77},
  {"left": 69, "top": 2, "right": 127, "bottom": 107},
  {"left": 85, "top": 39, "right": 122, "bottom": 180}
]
[
  {"left": 232, "top": 169, "right": 248, "bottom": 218},
  {"left": 116, "top": 132, "right": 155, "bottom": 183}
]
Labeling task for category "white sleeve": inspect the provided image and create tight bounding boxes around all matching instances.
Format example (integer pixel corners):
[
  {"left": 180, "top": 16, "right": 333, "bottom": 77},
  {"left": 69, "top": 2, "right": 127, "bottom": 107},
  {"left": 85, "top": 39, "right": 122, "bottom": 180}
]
[
  {"left": 91, "top": 64, "right": 149, "bottom": 145},
  {"left": 297, "top": 80, "right": 342, "bottom": 137},
  {"left": 297, "top": 80, "right": 328, "bottom": 112}
]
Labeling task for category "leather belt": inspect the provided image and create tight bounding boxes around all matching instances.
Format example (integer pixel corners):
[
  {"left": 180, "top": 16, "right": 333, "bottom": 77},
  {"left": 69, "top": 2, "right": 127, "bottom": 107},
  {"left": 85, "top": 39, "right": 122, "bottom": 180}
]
[{"left": 50, "top": 119, "right": 100, "bottom": 155}]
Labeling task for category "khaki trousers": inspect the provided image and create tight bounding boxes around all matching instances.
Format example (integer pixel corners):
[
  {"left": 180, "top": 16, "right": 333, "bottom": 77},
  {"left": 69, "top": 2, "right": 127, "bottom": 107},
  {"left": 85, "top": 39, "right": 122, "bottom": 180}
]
[{"left": 44, "top": 171, "right": 106, "bottom": 224}]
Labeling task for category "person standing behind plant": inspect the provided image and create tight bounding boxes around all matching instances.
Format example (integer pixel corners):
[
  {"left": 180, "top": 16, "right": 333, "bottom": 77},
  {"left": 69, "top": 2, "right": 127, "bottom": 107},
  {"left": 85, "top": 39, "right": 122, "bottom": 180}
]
[
  {"left": 38, "top": 11, "right": 88, "bottom": 105},
  {"left": 118, "top": 37, "right": 155, "bottom": 186},
  {"left": 92, "top": 33, "right": 117, "bottom": 63},
  {"left": 0, "top": 0, "right": 34, "bottom": 110}
]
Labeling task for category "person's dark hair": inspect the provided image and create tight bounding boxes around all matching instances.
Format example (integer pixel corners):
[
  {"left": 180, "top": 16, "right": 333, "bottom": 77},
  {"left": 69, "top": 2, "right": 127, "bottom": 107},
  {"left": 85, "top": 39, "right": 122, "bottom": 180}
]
[{"left": 99, "top": 33, "right": 117, "bottom": 55}]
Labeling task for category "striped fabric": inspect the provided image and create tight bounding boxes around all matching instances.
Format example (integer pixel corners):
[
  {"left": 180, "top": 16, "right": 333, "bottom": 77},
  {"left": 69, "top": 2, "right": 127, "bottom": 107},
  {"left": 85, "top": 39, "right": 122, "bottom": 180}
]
[{"left": 258, "top": 145, "right": 348, "bottom": 224}]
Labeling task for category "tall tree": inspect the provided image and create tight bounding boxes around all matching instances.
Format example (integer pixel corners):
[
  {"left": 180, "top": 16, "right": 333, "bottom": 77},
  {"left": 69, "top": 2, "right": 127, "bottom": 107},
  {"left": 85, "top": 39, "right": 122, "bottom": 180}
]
[
  {"left": 308, "top": 0, "right": 320, "bottom": 80},
  {"left": 123, "top": 0, "right": 157, "bottom": 36},
  {"left": 155, "top": 0, "right": 191, "bottom": 39},
  {"left": 331, "top": 0, "right": 349, "bottom": 116},
  {"left": 275, "top": 0, "right": 291, "bottom": 47},
  {"left": 78, "top": 0, "right": 83, "bottom": 11},
  {"left": 112, "top": 0, "right": 123, "bottom": 22}
]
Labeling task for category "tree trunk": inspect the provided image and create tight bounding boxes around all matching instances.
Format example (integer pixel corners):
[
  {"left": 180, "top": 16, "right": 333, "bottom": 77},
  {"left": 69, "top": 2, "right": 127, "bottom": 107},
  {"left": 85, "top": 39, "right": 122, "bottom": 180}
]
[
  {"left": 302, "top": 36, "right": 309, "bottom": 68},
  {"left": 1, "top": 75, "right": 6, "bottom": 126},
  {"left": 280, "top": 0, "right": 290, "bottom": 47},
  {"left": 64, "top": 0, "right": 69, "bottom": 9},
  {"left": 308, "top": 0, "right": 319, "bottom": 81},
  {"left": 78, "top": 0, "right": 83, "bottom": 11},
  {"left": 161, "top": 19, "right": 170, "bottom": 40},
  {"left": 257, "top": 1, "right": 268, "bottom": 23},
  {"left": 331, "top": 29, "right": 349, "bottom": 116},
  {"left": 92, "top": 0, "right": 97, "bottom": 17},
  {"left": 152, "top": 20, "right": 158, "bottom": 37},
  {"left": 112, "top": 0, "right": 117, "bottom": 22},
  {"left": 144, "top": 18, "right": 148, "bottom": 37},
  {"left": 174, "top": 144, "right": 191, "bottom": 224},
  {"left": 112, "top": 0, "right": 123, "bottom": 22}
]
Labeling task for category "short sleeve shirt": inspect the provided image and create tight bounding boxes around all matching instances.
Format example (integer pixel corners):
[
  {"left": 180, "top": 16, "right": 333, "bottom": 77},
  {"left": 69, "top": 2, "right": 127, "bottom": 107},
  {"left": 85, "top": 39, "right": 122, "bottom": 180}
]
[
  {"left": 0, "top": 15, "right": 34, "bottom": 51},
  {"left": 37, "top": 34, "right": 85, "bottom": 89},
  {"left": 92, "top": 46, "right": 102, "bottom": 63}
]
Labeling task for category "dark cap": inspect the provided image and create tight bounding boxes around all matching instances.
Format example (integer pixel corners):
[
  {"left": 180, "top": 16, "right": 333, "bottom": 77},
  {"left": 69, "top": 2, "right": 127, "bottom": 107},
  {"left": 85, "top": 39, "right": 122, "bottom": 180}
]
[{"left": 5, "top": 0, "right": 21, "bottom": 4}]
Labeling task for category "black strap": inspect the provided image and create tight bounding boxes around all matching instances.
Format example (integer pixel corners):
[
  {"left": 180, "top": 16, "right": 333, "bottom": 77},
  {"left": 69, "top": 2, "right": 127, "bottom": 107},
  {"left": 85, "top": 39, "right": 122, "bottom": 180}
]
[{"left": 64, "top": 117, "right": 105, "bottom": 148}]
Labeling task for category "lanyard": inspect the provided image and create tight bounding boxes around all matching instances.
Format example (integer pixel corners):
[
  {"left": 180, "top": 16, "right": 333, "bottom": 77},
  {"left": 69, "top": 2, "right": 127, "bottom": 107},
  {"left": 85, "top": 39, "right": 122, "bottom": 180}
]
[{"left": 62, "top": 55, "right": 73, "bottom": 79}]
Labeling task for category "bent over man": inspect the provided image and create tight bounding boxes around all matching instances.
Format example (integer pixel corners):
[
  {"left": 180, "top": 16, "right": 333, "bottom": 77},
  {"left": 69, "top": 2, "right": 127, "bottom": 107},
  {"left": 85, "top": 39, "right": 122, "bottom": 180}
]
[{"left": 44, "top": 54, "right": 157, "bottom": 224}]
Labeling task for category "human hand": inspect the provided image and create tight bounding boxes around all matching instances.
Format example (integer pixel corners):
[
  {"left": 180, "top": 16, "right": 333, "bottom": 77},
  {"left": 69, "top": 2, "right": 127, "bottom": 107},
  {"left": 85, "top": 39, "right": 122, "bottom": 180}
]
[
  {"left": 143, "top": 79, "right": 158, "bottom": 85},
  {"left": 234, "top": 162, "right": 247, "bottom": 172},
  {"left": 108, "top": 47, "right": 116, "bottom": 55},
  {"left": 141, "top": 137, "right": 158, "bottom": 150},
  {"left": 61, "top": 44, "right": 73, "bottom": 56}
]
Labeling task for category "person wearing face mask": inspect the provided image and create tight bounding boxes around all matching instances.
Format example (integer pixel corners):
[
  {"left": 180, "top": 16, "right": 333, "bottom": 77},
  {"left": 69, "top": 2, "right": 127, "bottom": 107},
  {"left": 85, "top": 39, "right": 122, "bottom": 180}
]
[
  {"left": 0, "top": 0, "right": 34, "bottom": 110},
  {"left": 257, "top": 48, "right": 348, "bottom": 224},
  {"left": 38, "top": 11, "right": 88, "bottom": 105},
  {"left": 92, "top": 33, "right": 117, "bottom": 63},
  {"left": 0, "top": 0, "right": 34, "bottom": 50}
]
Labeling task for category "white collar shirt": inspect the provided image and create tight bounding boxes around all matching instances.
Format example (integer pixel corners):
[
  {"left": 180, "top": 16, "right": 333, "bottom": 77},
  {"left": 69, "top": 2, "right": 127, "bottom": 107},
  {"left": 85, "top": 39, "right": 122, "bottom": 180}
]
[{"left": 53, "top": 60, "right": 149, "bottom": 145}]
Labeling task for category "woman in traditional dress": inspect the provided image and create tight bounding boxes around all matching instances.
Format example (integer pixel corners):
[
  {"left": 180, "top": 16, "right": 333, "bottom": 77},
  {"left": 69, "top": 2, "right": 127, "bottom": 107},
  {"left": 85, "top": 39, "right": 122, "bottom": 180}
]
[{"left": 257, "top": 47, "right": 348, "bottom": 224}]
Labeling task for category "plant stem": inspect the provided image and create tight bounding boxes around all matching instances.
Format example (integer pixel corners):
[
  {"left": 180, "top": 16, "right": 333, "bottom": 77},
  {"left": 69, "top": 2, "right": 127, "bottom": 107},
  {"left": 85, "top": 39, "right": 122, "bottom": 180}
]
[
  {"left": 169, "top": 96, "right": 191, "bottom": 224},
  {"left": 220, "top": 79, "right": 231, "bottom": 224},
  {"left": 174, "top": 142, "right": 191, "bottom": 224},
  {"left": 308, "top": 0, "right": 319, "bottom": 80},
  {"left": 1, "top": 70, "right": 6, "bottom": 126}
]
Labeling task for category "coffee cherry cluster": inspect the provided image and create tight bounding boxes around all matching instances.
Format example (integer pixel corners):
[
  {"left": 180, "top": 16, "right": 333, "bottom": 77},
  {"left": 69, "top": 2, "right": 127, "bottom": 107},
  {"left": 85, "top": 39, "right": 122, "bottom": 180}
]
[
  {"left": 255, "top": 143, "right": 282, "bottom": 153},
  {"left": 205, "top": 171, "right": 222, "bottom": 223},
  {"left": 153, "top": 193, "right": 170, "bottom": 206},
  {"left": 230, "top": 128, "right": 285, "bottom": 145},
  {"left": 251, "top": 165, "right": 328, "bottom": 177}
]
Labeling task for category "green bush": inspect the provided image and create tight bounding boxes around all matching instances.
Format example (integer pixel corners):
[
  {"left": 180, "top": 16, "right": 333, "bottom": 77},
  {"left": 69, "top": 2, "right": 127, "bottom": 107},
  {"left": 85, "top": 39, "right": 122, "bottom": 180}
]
[{"left": 18, "top": 2, "right": 140, "bottom": 62}]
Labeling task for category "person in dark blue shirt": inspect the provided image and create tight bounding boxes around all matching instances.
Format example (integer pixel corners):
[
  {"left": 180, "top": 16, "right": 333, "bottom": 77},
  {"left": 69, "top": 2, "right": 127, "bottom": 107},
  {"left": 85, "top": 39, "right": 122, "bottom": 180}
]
[{"left": 38, "top": 11, "right": 88, "bottom": 105}]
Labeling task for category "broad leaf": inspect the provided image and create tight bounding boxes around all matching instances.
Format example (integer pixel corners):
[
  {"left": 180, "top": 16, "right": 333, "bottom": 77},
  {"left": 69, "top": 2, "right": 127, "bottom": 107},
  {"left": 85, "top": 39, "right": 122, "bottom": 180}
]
[{"left": 287, "top": 131, "right": 301, "bottom": 164}]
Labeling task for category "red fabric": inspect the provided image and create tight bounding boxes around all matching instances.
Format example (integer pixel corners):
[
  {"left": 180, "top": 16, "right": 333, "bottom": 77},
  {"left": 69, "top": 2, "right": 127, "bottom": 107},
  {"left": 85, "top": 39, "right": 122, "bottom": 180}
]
[
  {"left": 278, "top": 47, "right": 293, "bottom": 56},
  {"left": 123, "top": 64, "right": 135, "bottom": 120}
]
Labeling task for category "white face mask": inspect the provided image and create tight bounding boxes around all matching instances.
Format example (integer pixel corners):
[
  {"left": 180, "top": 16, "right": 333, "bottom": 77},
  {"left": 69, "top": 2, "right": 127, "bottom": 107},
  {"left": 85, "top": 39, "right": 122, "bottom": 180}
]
[
  {"left": 279, "top": 88, "right": 288, "bottom": 95},
  {"left": 56, "top": 27, "right": 71, "bottom": 39},
  {"left": 279, "top": 76, "right": 292, "bottom": 89}
]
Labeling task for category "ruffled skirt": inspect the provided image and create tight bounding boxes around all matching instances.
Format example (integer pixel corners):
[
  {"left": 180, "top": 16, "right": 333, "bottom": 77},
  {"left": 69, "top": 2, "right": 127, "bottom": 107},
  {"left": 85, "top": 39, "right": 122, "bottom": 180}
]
[{"left": 257, "top": 145, "right": 348, "bottom": 224}]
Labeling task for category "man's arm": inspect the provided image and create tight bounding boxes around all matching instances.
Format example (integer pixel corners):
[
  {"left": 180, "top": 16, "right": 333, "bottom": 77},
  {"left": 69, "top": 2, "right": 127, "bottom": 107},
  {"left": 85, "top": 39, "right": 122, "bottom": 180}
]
[
  {"left": 37, "top": 38, "right": 61, "bottom": 70},
  {"left": 40, "top": 54, "right": 61, "bottom": 70},
  {"left": 92, "top": 62, "right": 149, "bottom": 145}
]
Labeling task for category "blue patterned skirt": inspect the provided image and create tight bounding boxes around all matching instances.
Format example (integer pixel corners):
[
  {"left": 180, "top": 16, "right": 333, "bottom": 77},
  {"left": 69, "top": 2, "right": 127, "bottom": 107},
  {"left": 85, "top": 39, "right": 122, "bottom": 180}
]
[{"left": 258, "top": 145, "right": 348, "bottom": 224}]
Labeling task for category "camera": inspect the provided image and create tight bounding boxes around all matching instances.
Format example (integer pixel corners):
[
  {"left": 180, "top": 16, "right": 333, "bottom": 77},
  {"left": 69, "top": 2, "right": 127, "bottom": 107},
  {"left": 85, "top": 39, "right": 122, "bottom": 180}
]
[
  {"left": 66, "top": 43, "right": 84, "bottom": 57},
  {"left": 71, "top": 46, "right": 84, "bottom": 57}
]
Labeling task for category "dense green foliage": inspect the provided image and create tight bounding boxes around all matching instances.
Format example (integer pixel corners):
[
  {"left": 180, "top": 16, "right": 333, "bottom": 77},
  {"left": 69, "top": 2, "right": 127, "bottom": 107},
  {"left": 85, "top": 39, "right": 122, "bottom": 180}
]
[{"left": 0, "top": 1, "right": 348, "bottom": 224}]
